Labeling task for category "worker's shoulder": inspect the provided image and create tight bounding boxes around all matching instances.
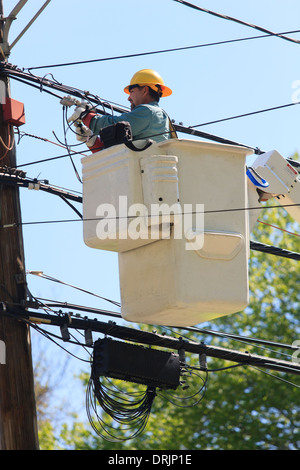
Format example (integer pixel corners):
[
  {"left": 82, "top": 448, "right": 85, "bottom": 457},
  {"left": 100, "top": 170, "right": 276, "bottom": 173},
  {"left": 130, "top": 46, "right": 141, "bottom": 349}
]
[{"left": 135, "top": 102, "right": 163, "bottom": 114}]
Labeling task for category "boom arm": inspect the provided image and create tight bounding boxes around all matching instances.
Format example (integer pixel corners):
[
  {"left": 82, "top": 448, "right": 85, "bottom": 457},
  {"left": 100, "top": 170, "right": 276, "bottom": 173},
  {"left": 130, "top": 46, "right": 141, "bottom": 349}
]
[{"left": 247, "top": 149, "right": 300, "bottom": 227}]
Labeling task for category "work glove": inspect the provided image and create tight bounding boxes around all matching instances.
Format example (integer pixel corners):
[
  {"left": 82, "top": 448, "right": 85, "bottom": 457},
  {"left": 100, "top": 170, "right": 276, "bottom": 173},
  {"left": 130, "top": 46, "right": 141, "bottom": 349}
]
[
  {"left": 74, "top": 122, "right": 97, "bottom": 148},
  {"left": 68, "top": 104, "right": 89, "bottom": 123}
]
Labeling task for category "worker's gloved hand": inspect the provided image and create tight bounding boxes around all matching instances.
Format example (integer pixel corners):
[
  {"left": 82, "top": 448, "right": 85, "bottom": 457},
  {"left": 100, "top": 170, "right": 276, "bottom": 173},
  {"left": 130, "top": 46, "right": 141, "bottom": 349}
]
[
  {"left": 74, "top": 123, "right": 103, "bottom": 153},
  {"left": 68, "top": 102, "right": 91, "bottom": 123},
  {"left": 74, "top": 123, "right": 97, "bottom": 147}
]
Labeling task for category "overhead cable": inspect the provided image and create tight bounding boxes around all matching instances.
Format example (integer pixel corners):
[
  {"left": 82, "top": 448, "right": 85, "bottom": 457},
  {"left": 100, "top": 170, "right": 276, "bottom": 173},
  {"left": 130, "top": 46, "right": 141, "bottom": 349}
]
[
  {"left": 3, "top": 62, "right": 299, "bottom": 155},
  {"left": 191, "top": 101, "right": 300, "bottom": 128},
  {"left": 1, "top": 172, "right": 298, "bottom": 261},
  {"left": 31, "top": 296, "right": 300, "bottom": 356},
  {"left": 2, "top": 304, "right": 300, "bottom": 377},
  {"left": 36, "top": 298, "right": 122, "bottom": 320},
  {"left": 249, "top": 241, "right": 300, "bottom": 261},
  {"left": 25, "top": 29, "right": 300, "bottom": 71},
  {"left": 1, "top": 202, "right": 299, "bottom": 229},
  {"left": 178, "top": 326, "right": 300, "bottom": 353},
  {"left": 17, "top": 130, "right": 88, "bottom": 157},
  {"left": 0, "top": 168, "right": 82, "bottom": 203},
  {"left": 0, "top": 63, "right": 261, "bottom": 153},
  {"left": 174, "top": 0, "right": 300, "bottom": 45},
  {"left": 27, "top": 271, "right": 121, "bottom": 308}
]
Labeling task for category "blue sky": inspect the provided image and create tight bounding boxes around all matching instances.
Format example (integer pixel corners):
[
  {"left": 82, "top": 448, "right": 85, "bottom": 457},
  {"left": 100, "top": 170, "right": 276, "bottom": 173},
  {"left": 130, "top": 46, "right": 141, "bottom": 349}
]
[{"left": 3, "top": 0, "right": 300, "bottom": 424}]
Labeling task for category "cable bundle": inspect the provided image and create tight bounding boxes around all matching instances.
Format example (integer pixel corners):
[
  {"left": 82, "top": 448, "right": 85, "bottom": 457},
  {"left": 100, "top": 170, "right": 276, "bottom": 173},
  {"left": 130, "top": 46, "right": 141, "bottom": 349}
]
[{"left": 86, "top": 369, "right": 156, "bottom": 442}]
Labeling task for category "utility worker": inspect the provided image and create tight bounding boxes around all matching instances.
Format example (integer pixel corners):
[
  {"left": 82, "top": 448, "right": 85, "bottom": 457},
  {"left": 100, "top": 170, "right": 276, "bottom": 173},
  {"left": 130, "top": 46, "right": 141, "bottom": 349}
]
[{"left": 68, "top": 69, "right": 176, "bottom": 152}]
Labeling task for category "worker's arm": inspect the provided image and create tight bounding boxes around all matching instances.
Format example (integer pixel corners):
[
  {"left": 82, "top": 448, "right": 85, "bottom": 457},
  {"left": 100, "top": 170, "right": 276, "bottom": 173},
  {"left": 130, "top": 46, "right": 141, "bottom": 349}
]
[{"left": 82, "top": 105, "right": 155, "bottom": 140}]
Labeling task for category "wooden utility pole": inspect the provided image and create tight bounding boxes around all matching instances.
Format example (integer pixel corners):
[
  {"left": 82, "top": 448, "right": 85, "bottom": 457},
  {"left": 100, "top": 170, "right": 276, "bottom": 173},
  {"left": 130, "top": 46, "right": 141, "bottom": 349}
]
[{"left": 0, "top": 0, "right": 39, "bottom": 450}]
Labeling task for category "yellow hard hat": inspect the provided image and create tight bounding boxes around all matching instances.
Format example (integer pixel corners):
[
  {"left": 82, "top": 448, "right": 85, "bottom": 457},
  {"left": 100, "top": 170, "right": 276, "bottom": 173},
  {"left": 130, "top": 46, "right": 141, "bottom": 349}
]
[{"left": 124, "top": 69, "right": 172, "bottom": 97}]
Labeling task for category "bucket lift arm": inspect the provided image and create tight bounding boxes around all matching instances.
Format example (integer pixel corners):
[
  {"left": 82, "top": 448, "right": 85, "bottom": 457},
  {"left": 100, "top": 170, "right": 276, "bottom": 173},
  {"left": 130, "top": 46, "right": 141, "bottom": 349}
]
[{"left": 247, "top": 150, "right": 300, "bottom": 227}]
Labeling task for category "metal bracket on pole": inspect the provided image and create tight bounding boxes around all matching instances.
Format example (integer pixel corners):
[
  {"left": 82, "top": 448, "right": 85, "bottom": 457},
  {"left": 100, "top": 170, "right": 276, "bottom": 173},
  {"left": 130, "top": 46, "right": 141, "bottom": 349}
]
[{"left": 0, "top": 0, "right": 51, "bottom": 57}]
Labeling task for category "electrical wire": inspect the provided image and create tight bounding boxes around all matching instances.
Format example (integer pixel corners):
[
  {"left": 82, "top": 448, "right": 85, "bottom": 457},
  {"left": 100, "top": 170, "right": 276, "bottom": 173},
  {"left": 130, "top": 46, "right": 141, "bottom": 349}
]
[
  {"left": 173, "top": 327, "right": 299, "bottom": 363},
  {"left": 2, "top": 202, "right": 298, "bottom": 225},
  {"left": 0, "top": 169, "right": 83, "bottom": 203},
  {"left": 0, "top": 168, "right": 298, "bottom": 261},
  {"left": 2, "top": 161, "right": 299, "bottom": 255},
  {"left": 174, "top": 0, "right": 300, "bottom": 45},
  {"left": 3, "top": 62, "right": 300, "bottom": 156},
  {"left": 3, "top": 62, "right": 300, "bottom": 162},
  {"left": 28, "top": 320, "right": 92, "bottom": 362},
  {"left": 250, "top": 366, "right": 300, "bottom": 389},
  {"left": 258, "top": 219, "right": 300, "bottom": 238},
  {"left": 86, "top": 373, "right": 156, "bottom": 442},
  {"left": 190, "top": 100, "right": 300, "bottom": 129},
  {"left": 2, "top": 154, "right": 300, "bottom": 222},
  {"left": 15, "top": 147, "right": 88, "bottom": 168},
  {"left": 1, "top": 58, "right": 298, "bottom": 315},
  {"left": 61, "top": 105, "right": 82, "bottom": 183},
  {"left": 1, "top": 9, "right": 299, "bottom": 443},
  {"left": 25, "top": 29, "right": 300, "bottom": 71},
  {"left": 17, "top": 130, "right": 88, "bottom": 158},
  {"left": 35, "top": 298, "right": 122, "bottom": 320},
  {"left": 250, "top": 241, "right": 300, "bottom": 261},
  {"left": 158, "top": 367, "right": 208, "bottom": 408},
  {"left": 0, "top": 125, "right": 15, "bottom": 161},
  {"left": 163, "top": 325, "right": 298, "bottom": 364},
  {"left": 21, "top": 279, "right": 300, "bottom": 363},
  {"left": 27, "top": 271, "right": 121, "bottom": 308},
  {"left": 25, "top": 286, "right": 95, "bottom": 359}
]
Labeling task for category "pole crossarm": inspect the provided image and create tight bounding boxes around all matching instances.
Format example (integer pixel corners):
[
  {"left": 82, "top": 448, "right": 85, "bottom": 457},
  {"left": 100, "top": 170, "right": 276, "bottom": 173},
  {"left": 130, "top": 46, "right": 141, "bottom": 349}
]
[
  {"left": 0, "top": 0, "right": 52, "bottom": 57},
  {"left": 0, "top": 168, "right": 82, "bottom": 203},
  {"left": 2, "top": 304, "right": 300, "bottom": 377}
]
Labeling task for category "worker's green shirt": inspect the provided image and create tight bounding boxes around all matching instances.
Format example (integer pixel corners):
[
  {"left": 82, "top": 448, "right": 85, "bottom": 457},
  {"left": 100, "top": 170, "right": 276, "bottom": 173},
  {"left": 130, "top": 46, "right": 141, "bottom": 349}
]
[{"left": 89, "top": 102, "right": 171, "bottom": 143}]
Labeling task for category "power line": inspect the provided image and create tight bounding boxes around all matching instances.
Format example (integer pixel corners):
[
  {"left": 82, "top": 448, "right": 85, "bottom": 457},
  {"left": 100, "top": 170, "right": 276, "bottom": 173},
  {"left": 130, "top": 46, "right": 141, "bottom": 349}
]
[
  {"left": 1, "top": 63, "right": 298, "bottom": 299},
  {"left": 177, "top": 326, "right": 300, "bottom": 353},
  {"left": 36, "top": 298, "right": 121, "bottom": 319},
  {"left": 29, "top": 296, "right": 300, "bottom": 358},
  {"left": 3, "top": 304, "right": 300, "bottom": 377},
  {"left": 258, "top": 219, "right": 300, "bottom": 238},
  {"left": 0, "top": 168, "right": 82, "bottom": 203},
  {"left": 0, "top": 63, "right": 278, "bottom": 154},
  {"left": 2, "top": 202, "right": 298, "bottom": 224},
  {"left": 0, "top": 191, "right": 299, "bottom": 250},
  {"left": 1, "top": 62, "right": 126, "bottom": 114},
  {"left": 2, "top": 221, "right": 300, "bottom": 261},
  {"left": 1, "top": 2, "right": 298, "bottom": 446},
  {"left": 0, "top": 169, "right": 299, "bottom": 261},
  {"left": 27, "top": 271, "right": 121, "bottom": 308},
  {"left": 250, "top": 241, "right": 300, "bottom": 261},
  {"left": 25, "top": 29, "right": 300, "bottom": 71},
  {"left": 16, "top": 130, "right": 89, "bottom": 157},
  {"left": 174, "top": 0, "right": 300, "bottom": 45},
  {"left": 191, "top": 101, "right": 300, "bottom": 128},
  {"left": 4, "top": 62, "right": 300, "bottom": 156},
  {"left": 22, "top": 271, "right": 300, "bottom": 363},
  {"left": 14, "top": 148, "right": 88, "bottom": 168}
]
